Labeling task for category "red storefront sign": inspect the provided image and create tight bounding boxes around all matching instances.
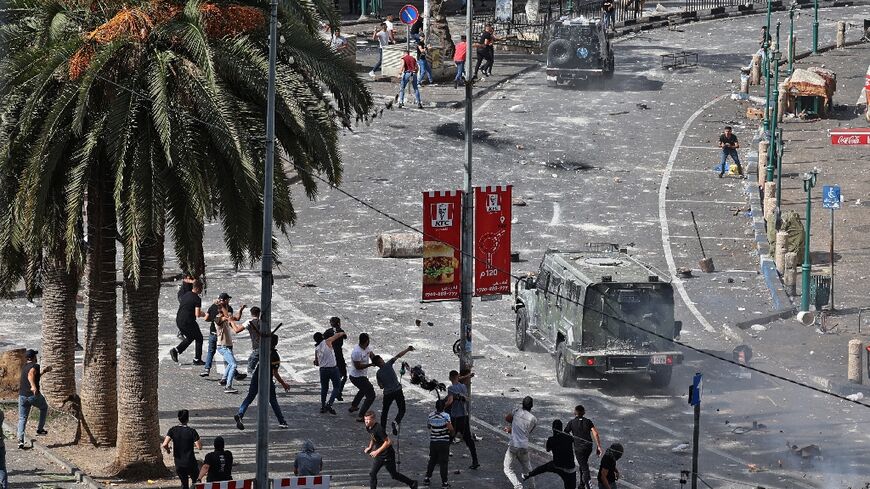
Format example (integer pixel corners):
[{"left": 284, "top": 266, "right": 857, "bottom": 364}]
[
  {"left": 422, "top": 190, "right": 463, "bottom": 301},
  {"left": 830, "top": 128, "right": 870, "bottom": 145},
  {"left": 474, "top": 186, "right": 512, "bottom": 296}
]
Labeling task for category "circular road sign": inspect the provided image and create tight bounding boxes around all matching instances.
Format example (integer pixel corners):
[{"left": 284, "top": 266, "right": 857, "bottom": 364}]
[{"left": 399, "top": 4, "right": 419, "bottom": 25}]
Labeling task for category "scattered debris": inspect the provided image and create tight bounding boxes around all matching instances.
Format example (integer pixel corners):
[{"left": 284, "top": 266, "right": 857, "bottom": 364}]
[
  {"left": 750, "top": 324, "right": 767, "bottom": 331},
  {"left": 511, "top": 197, "right": 527, "bottom": 206},
  {"left": 748, "top": 463, "right": 765, "bottom": 472},
  {"left": 297, "top": 282, "right": 317, "bottom": 287},
  {"left": 677, "top": 267, "right": 693, "bottom": 278},
  {"left": 671, "top": 443, "right": 690, "bottom": 453},
  {"left": 746, "top": 107, "right": 765, "bottom": 119},
  {"left": 636, "top": 103, "right": 649, "bottom": 110},
  {"left": 608, "top": 111, "right": 630, "bottom": 116},
  {"left": 846, "top": 392, "right": 864, "bottom": 401},
  {"left": 509, "top": 104, "right": 527, "bottom": 113},
  {"left": 789, "top": 444, "right": 821, "bottom": 459},
  {"left": 516, "top": 144, "right": 525, "bottom": 150}
]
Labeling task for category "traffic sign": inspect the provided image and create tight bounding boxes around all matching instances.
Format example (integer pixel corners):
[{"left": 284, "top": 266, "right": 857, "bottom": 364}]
[
  {"left": 399, "top": 4, "right": 419, "bottom": 25},
  {"left": 822, "top": 185, "right": 842, "bottom": 209},
  {"left": 688, "top": 372, "right": 702, "bottom": 406}
]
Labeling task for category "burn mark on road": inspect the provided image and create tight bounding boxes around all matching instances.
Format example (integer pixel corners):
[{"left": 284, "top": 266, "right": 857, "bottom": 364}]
[{"left": 433, "top": 122, "right": 516, "bottom": 149}]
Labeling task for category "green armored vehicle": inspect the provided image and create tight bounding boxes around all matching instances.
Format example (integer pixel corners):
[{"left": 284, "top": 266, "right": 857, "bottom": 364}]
[{"left": 513, "top": 246, "right": 683, "bottom": 387}]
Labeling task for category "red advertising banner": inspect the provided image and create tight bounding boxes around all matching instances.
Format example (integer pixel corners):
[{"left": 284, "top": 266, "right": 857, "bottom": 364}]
[
  {"left": 422, "top": 190, "right": 463, "bottom": 301},
  {"left": 474, "top": 186, "right": 512, "bottom": 296},
  {"left": 830, "top": 128, "right": 870, "bottom": 145}
]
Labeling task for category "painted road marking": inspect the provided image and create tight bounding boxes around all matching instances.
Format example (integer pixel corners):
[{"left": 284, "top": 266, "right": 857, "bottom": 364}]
[
  {"left": 670, "top": 235, "right": 754, "bottom": 241},
  {"left": 679, "top": 145, "right": 721, "bottom": 150},
  {"left": 487, "top": 344, "right": 514, "bottom": 358},
  {"left": 658, "top": 94, "right": 728, "bottom": 335},
  {"left": 666, "top": 199, "right": 746, "bottom": 205}
]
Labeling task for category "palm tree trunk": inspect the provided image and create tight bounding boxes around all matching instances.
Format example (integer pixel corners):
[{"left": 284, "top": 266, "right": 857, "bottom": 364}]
[
  {"left": 112, "top": 236, "right": 166, "bottom": 478},
  {"left": 430, "top": 0, "right": 455, "bottom": 58},
  {"left": 80, "top": 176, "right": 118, "bottom": 447},
  {"left": 40, "top": 252, "right": 79, "bottom": 410}
]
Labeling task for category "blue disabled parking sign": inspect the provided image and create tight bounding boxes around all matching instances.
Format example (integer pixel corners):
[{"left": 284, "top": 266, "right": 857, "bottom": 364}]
[
  {"left": 399, "top": 4, "right": 419, "bottom": 25},
  {"left": 822, "top": 185, "right": 842, "bottom": 209}
]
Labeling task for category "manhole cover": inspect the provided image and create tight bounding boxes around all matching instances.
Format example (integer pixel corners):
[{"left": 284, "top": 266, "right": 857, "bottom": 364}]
[{"left": 584, "top": 257, "right": 623, "bottom": 266}]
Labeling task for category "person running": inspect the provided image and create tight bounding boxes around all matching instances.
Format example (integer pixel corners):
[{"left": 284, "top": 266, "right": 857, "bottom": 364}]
[
  {"left": 244, "top": 306, "right": 262, "bottom": 375},
  {"left": 503, "top": 396, "right": 537, "bottom": 489},
  {"left": 369, "top": 23, "right": 390, "bottom": 77},
  {"left": 398, "top": 49, "right": 423, "bottom": 109},
  {"left": 326, "top": 317, "right": 348, "bottom": 402},
  {"left": 363, "top": 410, "right": 418, "bottom": 489},
  {"left": 424, "top": 399, "right": 454, "bottom": 488},
  {"left": 453, "top": 35, "right": 468, "bottom": 89},
  {"left": 417, "top": 34, "right": 434, "bottom": 85},
  {"left": 602, "top": 0, "right": 615, "bottom": 32},
  {"left": 444, "top": 370, "right": 479, "bottom": 469},
  {"left": 524, "top": 420, "right": 576, "bottom": 489},
  {"left": 565, "top": 404, "right": 603, "bottom": 489},
  {"left": 197, "top": 436, "right": 233, "bottom": 483},
  {"left": 314, "top": 329, "right": 346, "bottom": 414},
  {"left": 294, "top": 440, "right": 323, "bottom": 476},
  {"left": 349, "top": 333, "right": 377, "bottom": 422},
  {"left": 373, "top": 346, "right": 414, "bottom": 433},
  {"left": 215, "top": 303, "right": 246, "bottom": 394},
  {"left": 473, "top": 24, "right": 495, "bottom": 79},
  {"left": 17, "top": 349, "right": 51, "bottom": 449},
  {"left": 162, "top": 410, "right": 202, "bottom": 489},
  {"left": 598, "top": 443, "right": 624, "bottom": 489},
  {"left": 718, "top": 126, "right": 744, "bottom": 178},
  {"left": 170, "top": 279, "right": 206, "bottom": 365},
  {"left": 176, "top": 275, "right": 196, "bottom": 338},
  {"left": 234, "top": 334, "right": 290, "bottom": 430},
  {"left": 201, "top": 293, "right": 245, "bottom": 379}
]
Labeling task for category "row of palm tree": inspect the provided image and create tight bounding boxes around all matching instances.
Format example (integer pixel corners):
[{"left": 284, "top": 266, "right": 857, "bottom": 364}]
[{"left": 1, "top": 0, "right": 372, "bottom": 477}]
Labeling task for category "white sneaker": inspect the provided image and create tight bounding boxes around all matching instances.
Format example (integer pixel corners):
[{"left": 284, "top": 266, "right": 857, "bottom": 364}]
[{"left": 369, "top": 71, "right": 376, "bottom": 77}]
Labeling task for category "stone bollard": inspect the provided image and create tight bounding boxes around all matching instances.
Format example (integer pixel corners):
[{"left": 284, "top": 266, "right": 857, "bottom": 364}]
[
  {"left": 758, "top": 140, "right": 769, "bottom": 186},
  {"left": 836, "top": 21, "right": 846, "bottom": 48},
  {"left": 763, "top": 182, "right": 778, "bottom": 220},
  {"left": 778, "top": 90, "right": 786, "bottom": 123},
  {"left": 740, "top": 74, "right": 750, "bottom": 93},
  {"left": 750, "top": 54, "right": 761, "bottom": 85},
  {"left": 764, "top": 181, "right": 776, "bottom": 199},
  {"left": 783, "top": 252, "right": 798, "bottom": 295},
  {"left": 848, "top": 339, "right": 863, "bottom": 384},
  {"left": 775, "top": 231, "right": 788, "bottom": 273}
]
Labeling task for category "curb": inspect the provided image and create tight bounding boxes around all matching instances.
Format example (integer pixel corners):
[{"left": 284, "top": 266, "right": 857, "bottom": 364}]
[
  {"left": 1, "top": 415, "right": 105, "bottom": 489},
  {"left": 804, "top": 374, "right": 870, "bottom": 397}
]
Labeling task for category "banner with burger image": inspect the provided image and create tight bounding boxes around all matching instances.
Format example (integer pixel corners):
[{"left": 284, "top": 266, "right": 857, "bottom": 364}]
[{"left": 422, "top": 190, "right": 463, "bottom": 301}]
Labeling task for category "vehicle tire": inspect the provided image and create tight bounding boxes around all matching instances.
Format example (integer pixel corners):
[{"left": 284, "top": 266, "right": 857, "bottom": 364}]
[
  {"left": 555, "top": 345, "right": 576, "bottom": 387},
  {"left": 547, "top": 39, "right": 573, "bottom": 67},
  {"left": 650, "top": 366, "right": 672, "bottom": 387},
  {"left": 515, "top": 307, "right": 529, "bottom": 351}
]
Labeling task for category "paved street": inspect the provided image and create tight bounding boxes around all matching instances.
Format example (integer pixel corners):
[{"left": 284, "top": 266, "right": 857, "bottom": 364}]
[{"left": 3, "top": 5, "right": 870, "bottom": 489}]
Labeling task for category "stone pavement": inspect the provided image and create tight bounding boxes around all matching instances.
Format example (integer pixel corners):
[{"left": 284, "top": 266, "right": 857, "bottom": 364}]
[{"left": 2, "top": 419, "right": 82, "bottom": 489}]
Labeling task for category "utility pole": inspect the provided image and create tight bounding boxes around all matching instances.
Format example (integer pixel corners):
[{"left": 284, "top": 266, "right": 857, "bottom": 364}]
[
  {"left": 812, "top": 0, "right": 819, "bottom": 53},
  {"left": 256, "top": 0, "right": 278, "bottom": 486},
  {"left": 788, "top": 1, "right": 797, "bottom": 74},
  {"left": 460, "top": 0, "right": 475, "bottom": 409},
  {"left": 800, "top": 169, "right": 819, "bottom": 312}
]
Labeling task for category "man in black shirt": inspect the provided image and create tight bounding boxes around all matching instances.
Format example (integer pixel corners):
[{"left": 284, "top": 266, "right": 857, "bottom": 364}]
[
  {"left": 17, "top": 349, "right": 52, "bottom": 449},
  {"left": 523, "top": 419, "right": 576, "bottom": 489},
  {"left": 602, "top": 0, "right": 615, "bottom": 31},
  {"left": 198, "top": 436, "right": 233, "bottom": 483},
  {"left": 598, "top": 443, "right": 623, "bottom": 489},
  {"left": 363, "top": 411, "right": 418, "bottom": 489},
  {"left": 326, "top": 317, "right": 347, "bottom": 401},
  {"left": 565, "top": 404, "right": 603, "bottom": 489},
  {"left": 473, "top": 24, "right": 496, "bottom": 79},
  {"left": 200, "top": 292, "right": 246, "bottom": 379},
  {"left": 162, "top": 410, "right": 202, "bottom": 489},
  {"left": 718, "top": 126, "right": 744, "bottom": 178},
  {"left": 171, "top": 279, "right": 206, "bottom": 365}
]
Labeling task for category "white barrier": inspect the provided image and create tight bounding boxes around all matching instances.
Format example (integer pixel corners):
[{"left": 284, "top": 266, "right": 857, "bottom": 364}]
[
  {"left": 272, "top": 475, "right": 331, "bottom": 488},
  {"left": 194, "top": 481, "right": 254, "bottom": 489}
]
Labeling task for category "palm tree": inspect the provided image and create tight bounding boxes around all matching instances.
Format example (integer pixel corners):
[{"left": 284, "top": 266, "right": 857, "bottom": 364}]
[{"left": 2, "top": 0, "right": 372, "bottom": 477}]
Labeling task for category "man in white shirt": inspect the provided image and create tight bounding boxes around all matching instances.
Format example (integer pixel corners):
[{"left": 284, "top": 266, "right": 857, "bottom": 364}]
[
  {"left": 504, "top": 396, "right": 537, "bottom": 489},
  {"left": 348, "top": 333, "right": 376, "bottom": 422},
  {"left": 314, "top": 329, "right": 346, "bottom": 414},
  {"left": 384, "top": 15, "right": 396, "bottom": 44},
  {"left": 369, "top": 23, "right": 390, "bottom": 76}
]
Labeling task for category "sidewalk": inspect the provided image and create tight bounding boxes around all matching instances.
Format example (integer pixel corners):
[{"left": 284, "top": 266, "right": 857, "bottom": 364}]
[{"left": 2, "top": 419, "right": 82, "bottom": 489}]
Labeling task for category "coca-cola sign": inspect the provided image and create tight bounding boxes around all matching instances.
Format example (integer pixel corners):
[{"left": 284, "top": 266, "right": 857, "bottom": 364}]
[{"left": 830, "top": 129, "right": 870, "bottom": 145}]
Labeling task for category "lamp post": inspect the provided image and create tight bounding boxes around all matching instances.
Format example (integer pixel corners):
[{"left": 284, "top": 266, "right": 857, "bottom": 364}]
[
  {"left": 788, "top": 1, "right": 798, "bottom": 73},
  {"left": 766, "top": 49, "right": 781, "bottom": 183},
  {"left": 775, "top": 127, "right": 784, "bottom": 212},
  {"left": 812, "top": 0, "right": 819, "bottom": 53},
  {"left": 763, "top": 3, "right": 772, "bottom": 132},
  {"left": 800, "top": 168, "right": 819, "bottom": 312}
]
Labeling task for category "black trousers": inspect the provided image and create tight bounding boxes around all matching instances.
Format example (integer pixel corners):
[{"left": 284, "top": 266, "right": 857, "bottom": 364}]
[
  {"left": 474, "top": 50, "right": 494, "bottom": 76},
  {"left": 175, "top": 320, "right": 203, "bottom": 360},
  {"left": 381, "top": 390, "right": 406, "bottom": 428},
  {"left": 350, "top": 375, "right": 376, "bottom": 415},
  {"left": 176, "top": 465, "right": 198, "bottom": 489},
  {"left": 575, "top": 446, "right": 594, "bottom": 488},
  {"left": 370, "top": 449, "right": 414, "bottom": 489},
  {"left": 426, "top": 441, "right": 450, "bottom": 483},
  {"left": 451, "top": 415, "right": 479, "bottom": 464},
  {"left": 526, "top": 461, "right": 577, "bottom": 489}
]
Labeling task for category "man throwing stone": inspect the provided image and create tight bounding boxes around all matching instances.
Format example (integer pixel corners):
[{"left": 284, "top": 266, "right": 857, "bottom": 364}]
[{"left": 373, "top": 346, "right": 415, "bottom": 434}]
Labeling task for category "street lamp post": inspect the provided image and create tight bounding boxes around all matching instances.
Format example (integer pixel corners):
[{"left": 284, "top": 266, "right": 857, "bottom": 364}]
[
  {"left": 775, "top": 127, "right": 784, "bottom": 212},
  {"left": 763, "top": 1, "right": 772, "bottom": 132},
  {"left": 788, "top": 1, "right": 797, "bottom": 73},
  {"left": 460, "top": 0, "right": 474, "bottom": 409},
  {"left": 812, "top": 0, "right": 819, "bottom": 53},
  {"left": 766, "top": 49, "right": 781, "bottom": 183},
  {"left": 800, "top": 169, "right": 819, "bottom": 312}
]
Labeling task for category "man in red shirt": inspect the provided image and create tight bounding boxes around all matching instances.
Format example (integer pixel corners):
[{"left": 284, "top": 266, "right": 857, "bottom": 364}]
[
  {"left": 453, "top": 35, "right": 467, "bottom": 89},
  {"left": 399, "top": 49, "right": 423, "bottom": 109}
]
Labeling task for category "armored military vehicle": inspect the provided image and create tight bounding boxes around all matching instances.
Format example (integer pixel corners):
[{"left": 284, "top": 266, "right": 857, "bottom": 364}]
[
  {"left": 513, "top": 246, "right": 683, "bottom": 387},
  {"left": 545, "top": 17, "right": 614, "bottom": 86}
]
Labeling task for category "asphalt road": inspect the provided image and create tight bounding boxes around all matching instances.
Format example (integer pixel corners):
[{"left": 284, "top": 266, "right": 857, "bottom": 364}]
[{"left": 3, "top": 6, "right": 870, "bottom": 489}]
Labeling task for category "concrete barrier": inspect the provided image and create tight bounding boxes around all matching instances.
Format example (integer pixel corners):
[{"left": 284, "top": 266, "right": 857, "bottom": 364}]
[
  {"left": 272, "top": 475, "right": 331, "bottom": 488},
  {"left": 194, "top": 481, "right": 254, "bottom": 489}
]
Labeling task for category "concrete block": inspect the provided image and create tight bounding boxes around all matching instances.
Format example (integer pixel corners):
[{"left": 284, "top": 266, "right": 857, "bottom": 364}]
[
  {"left": 775, "top": 231, "right": 788, "bottom": 273},
  {"left": 836, "top": 21, "right": 846, "bottom": 48},
  {"left": 848, "top": 339, "right": 863, "bottom": 384}
]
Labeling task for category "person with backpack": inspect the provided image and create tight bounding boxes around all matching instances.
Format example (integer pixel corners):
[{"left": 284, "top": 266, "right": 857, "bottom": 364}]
[{"left": 565, "top": 405, "right": 603, "bottom": 489}]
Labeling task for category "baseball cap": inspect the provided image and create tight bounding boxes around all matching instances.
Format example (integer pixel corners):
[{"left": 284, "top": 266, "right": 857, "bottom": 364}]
[
  {"left": 218, "top": 292, "right": 232, "bottom": 300},
  {"left": 25, "top": 349, "right": 38, "bottom": 359}
]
